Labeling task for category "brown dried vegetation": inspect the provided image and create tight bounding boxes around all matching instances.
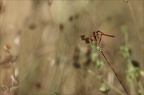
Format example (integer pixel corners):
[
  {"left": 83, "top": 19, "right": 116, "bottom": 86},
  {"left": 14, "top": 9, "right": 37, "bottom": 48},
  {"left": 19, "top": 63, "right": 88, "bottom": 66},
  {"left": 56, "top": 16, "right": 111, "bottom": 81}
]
[{"left": 0, "top": 0, "right": 143, "bottom": 95}]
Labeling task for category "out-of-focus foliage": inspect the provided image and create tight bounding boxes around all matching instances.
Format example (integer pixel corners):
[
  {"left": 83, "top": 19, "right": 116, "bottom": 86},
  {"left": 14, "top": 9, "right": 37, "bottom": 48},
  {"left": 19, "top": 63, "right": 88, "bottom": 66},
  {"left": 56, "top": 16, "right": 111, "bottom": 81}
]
[
  {"left": 91, "top": 42, "right": 105, "bottom": 69},
  {"left": 120, "top": 25, "right": 144, "bottom": 95}
]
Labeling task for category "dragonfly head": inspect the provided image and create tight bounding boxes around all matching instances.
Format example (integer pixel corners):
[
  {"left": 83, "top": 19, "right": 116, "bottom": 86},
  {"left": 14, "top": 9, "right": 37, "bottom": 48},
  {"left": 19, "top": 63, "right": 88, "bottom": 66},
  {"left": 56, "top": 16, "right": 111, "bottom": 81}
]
[
  {"left": 96, "top": 30, "right": 114, "bottom": 37},
  {"left": 96, "top": 30, "right": 103, "bottom": 35}
]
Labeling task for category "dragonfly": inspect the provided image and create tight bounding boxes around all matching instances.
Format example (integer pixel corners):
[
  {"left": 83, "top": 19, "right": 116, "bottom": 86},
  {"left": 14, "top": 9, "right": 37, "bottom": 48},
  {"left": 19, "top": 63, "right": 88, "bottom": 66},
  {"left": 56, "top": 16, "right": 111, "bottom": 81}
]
[
  {"left": 80, "top": 30, "right": 114, "bottom": 46},
  {"left": 80, "top": 30, "right": 129, "bottom": 95}
]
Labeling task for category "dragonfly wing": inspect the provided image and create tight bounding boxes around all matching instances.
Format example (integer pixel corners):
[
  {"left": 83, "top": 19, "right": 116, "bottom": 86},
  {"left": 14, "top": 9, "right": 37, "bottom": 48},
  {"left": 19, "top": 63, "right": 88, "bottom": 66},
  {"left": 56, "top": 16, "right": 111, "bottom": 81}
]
[
  {"left": 84, "top": 38, "right": 90, "bottom": 44},
  {"left": 80, "top": 35, "right": 85, "bottom": 40}
]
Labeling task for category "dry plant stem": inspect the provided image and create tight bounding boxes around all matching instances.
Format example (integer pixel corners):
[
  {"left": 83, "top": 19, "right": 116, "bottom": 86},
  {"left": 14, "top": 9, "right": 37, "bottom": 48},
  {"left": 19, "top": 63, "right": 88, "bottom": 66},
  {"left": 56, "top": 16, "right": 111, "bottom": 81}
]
[
  {"left": 11, "top": 62, "right": 19, "bottom": 95},
  {"left": 0, "top": 0, "right": 6, "bottom": 37},
  {"left": 81, "top": 66, "right": 125, "bottom": 95},
  {"left": 100, "top": 50, "right": 129, "bottom": 95},
  {"left": 129, "top": 79, "right": 136, "bottom": 95},
  {"left": 0, "top": 1, "right": 4, "bottom": 25},
  {"left": 126, "top": 0, "right": 143, "bottom": 50},
  {"left": 138, "top": 81, "right": 144, "bottom": 94},
  {"left": 102, "top": 79, "right": 125, "bottom": 95},
  {"left": 127, "top": 0, "right": 144, "bottom": 89},
  {"left": 0, "top": 0, "right": 4, "bottom": 65}
]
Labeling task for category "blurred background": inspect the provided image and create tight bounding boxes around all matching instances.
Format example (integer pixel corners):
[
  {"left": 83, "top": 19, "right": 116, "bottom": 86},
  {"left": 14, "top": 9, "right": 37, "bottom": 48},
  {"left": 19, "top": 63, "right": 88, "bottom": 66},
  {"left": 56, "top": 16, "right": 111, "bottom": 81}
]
[{"left": 0, "top": 0, "right": 143, "bottom": 95}]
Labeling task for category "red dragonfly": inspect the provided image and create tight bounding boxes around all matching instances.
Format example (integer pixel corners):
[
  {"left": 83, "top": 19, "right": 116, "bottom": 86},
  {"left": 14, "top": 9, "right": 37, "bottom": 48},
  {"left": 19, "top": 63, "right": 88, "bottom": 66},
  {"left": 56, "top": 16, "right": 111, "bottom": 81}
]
[{"left": 80, "top": 30, "right": 114, "bottom": 46}]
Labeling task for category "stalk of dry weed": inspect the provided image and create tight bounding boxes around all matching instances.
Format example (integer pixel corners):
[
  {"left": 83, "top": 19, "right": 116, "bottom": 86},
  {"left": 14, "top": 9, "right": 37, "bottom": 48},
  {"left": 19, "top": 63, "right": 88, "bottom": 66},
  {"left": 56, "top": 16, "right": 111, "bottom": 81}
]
[
  {"left": 0, "top": 45, "right": 19, "bottom": 95},
  {"left": 123, "top": 0, "right": 143, "bottom": 43}
]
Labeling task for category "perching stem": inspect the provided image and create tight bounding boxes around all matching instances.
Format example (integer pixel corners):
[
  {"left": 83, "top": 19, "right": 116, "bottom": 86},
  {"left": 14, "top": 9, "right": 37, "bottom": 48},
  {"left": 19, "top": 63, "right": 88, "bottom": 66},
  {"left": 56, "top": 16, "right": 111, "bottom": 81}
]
[{"left": 99, "top": 49, "right": 129, "bottom": 95}]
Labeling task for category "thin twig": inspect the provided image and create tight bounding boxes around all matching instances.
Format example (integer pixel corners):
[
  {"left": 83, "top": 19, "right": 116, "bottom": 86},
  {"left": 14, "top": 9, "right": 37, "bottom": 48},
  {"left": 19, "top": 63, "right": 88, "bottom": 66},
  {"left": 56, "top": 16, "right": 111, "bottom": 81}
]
[
  {"left": 125, "top": 0, "right": 143, "bottom": 50},
  {"left": 100, "top": 50, "right": 129, "bottom": 95}
]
